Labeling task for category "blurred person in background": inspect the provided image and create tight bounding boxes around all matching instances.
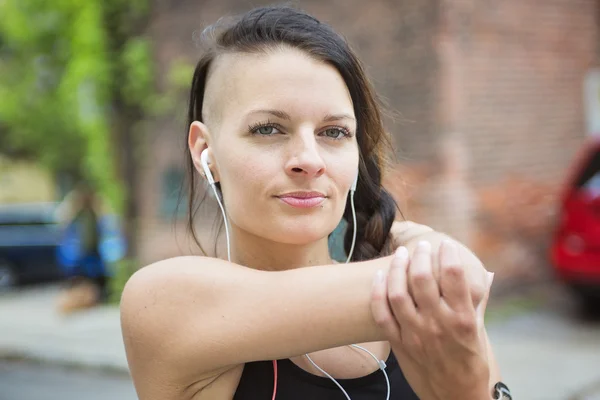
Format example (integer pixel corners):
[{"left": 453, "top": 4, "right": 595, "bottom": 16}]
[
  {"left": 120, "top": 6, "right": 508, "bottom": 400},
  {"left": 55, "top": 182, "right": 110, "bottom": 311}
]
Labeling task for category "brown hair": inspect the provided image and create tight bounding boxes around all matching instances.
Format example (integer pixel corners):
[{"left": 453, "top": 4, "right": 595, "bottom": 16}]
[{"left": 184, "top": 5, "right": 398, "bottom": 261}]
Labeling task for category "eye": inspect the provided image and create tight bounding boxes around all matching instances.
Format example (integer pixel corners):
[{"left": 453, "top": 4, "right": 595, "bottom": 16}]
[
  {"left": 321, "top": 127, "right": 351, "bottom": 140},
  {"left": 249, "top": 121, "right": 282, "bottom": 136},
  {"left": 257, "top": 126, "right": 277, "bottom": 135}
]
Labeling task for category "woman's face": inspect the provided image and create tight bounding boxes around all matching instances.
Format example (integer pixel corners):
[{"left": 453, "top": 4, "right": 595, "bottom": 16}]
[{"left": 190, "top": 48, "right": 359, "bottom": 245}]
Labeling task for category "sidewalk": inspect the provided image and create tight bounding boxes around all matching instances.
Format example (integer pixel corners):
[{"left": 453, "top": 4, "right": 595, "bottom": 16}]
[
  {"left": 1, "top": 283, "right": 600, "bottom": 399},
  {"left": 0, "top": 285, "right": 128, "bottom": 373}
]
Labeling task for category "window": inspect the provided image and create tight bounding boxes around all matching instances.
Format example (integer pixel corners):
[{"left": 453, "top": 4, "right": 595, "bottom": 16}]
[{"left": 575, "top": 149, "right": 600, "bottom": 196}]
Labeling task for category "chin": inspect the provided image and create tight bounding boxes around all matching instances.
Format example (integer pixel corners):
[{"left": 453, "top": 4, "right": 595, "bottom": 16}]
[{"left": 262, "top": 219, "right": 337, "bottom": 246}]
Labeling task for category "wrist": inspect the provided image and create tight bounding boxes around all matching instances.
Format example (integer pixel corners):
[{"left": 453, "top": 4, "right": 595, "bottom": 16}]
[
  {"left": 457, "top": 376, "right": 493, "bottom": 400},
  {"left": 462, "top": 389, "right": 493, "bottom": 400},
  {"left": 466, "top": 381, "right": 512, "bottom": 400}
]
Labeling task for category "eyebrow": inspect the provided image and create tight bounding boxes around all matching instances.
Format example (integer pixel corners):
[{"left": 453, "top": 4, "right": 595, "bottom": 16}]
[{"left": 247, "top": 109, "right": 356, "bottom": 122}]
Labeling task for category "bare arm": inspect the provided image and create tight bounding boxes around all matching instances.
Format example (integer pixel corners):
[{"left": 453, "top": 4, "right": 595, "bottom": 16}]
[
  {"left": 120, "top": 255, "right": 392, "bottom": 395},
  {"left": 121, "top": 222, "right": 496, "bottom": 399}
]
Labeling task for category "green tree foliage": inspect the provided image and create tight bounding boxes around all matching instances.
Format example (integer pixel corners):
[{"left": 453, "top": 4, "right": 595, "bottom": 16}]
[{"left": 0, "top": 0, "right": 153, "bottom": 218}]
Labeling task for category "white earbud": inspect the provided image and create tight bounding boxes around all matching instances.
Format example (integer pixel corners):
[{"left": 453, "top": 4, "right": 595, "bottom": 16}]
[
  {"left": 351, "top": 173, "right": 358, "bottom": 192},
  {"left": 200, "top": 149, "right": 215, "bottom": 185}
]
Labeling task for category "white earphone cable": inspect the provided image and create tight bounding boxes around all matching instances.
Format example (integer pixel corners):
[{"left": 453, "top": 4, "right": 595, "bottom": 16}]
[
  {"left": 350, "top": 344, "right": 391, "bottom": 400},
  {"left": 305, "top": 353, "right": 352, "bottom": 400},
  {"left": 304, "top": 344, "right": 390, "bottom": 400},
  {"left": 209, "top": 182, "right": 231, "bottom": 262},
  {"left": 345, "top": 189, "right": 357, "bottom": 263}
]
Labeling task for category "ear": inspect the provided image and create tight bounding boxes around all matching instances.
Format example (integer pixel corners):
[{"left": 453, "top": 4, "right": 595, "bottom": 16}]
[{"left": 188, "top": 121, "right": 220, "bottom": 182}]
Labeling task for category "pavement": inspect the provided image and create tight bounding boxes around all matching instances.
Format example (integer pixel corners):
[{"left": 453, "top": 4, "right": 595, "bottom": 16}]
[
  {"left": 487, "top": 298, "right": 600, "bottom": 400},
  {"left": 0, "top": 360, "right": 137, "bottom": 400},
  {"left": 1, "top": 283, "right": 600, "bottom": 400},
  {"left": 0, "top": 285, "right": 127, "bottom": 372}
]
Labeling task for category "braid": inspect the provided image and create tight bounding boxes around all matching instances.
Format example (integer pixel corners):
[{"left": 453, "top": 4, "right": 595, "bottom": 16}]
[{"left": 343, "top": 156, "right": 397, "bottom": 262}]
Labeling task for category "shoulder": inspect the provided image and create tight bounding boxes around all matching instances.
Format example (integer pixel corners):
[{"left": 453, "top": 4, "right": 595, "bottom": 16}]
[
  {"left": 123, "top": 256, "right": 219, "bottom": 290},
  {"left": 119, "top": 256, "right": 253, "bottom": 399},
  {"left": 120, "top": 256, "right": 214, "bottom": 336},
  {"left": 120, "top": 255, "right": 256, "bottom": 344},
  {"left": 120, "top": 256, "right": 218, "bottom": 318}
]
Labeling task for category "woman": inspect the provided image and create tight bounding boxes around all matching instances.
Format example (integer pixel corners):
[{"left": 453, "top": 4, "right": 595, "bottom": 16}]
[{"left": 121, "top": 6, "right": 506, "bottom": 400}]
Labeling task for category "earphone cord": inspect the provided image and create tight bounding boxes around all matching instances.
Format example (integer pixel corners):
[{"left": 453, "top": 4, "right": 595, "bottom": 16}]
[
  {"left": 210, "top": 182, "right": 231, "bottom": 262},
  {"left": 350, "top": 345, "right": 390, "bottom": 400},
  {"left": 345, "top": 189, "right": 357, "bottom": 264},
  {"left": 305, "top": 345, "right": 390, "bottom": 400}
]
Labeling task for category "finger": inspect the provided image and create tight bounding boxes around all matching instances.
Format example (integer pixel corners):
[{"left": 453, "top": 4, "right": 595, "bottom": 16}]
[
  {"left": 439, "top": 239, "right": 472, "bottom": 311},
  {"left": 409, "top": 241, "right": 441, "bottom": 311},
  {"left": 370, "top": 269, "right": 402, "bottom": 339},
  {"left": 429, "top": 241, "right": 442, "bottom": 291},
  {"left": 453, "top": 242, "right": 487, "bottom": 308},
  {"left": 388, "top": 247, "right": 420, "bottom": 326}
]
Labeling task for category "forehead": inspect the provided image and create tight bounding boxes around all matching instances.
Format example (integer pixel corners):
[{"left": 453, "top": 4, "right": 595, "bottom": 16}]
[{"left": 202, "top": 48, "right": 354, "bottom": 126}]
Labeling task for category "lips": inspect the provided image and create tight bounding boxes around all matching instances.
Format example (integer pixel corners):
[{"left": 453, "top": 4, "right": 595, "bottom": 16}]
[{"left": 276, "top": 191, "right": 326, "bottom": 208}]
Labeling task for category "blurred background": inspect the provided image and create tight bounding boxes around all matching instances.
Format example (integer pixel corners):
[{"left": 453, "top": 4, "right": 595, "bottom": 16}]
[{"left": 1, "top": 0, "right": 599, "bottom": 399}]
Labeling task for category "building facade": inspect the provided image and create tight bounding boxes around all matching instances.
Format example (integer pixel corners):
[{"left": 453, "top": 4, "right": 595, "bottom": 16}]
[{"left": 136, "top": 0, "right": 598, "bottom": 283}]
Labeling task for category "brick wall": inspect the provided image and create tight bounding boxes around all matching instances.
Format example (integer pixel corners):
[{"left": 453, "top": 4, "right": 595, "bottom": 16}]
[
  {"left": 396, "top": 0, "right": 599, "bottom": 280},
  {"left": 460, "top": 0, "right": 597, "bottom": 185}
]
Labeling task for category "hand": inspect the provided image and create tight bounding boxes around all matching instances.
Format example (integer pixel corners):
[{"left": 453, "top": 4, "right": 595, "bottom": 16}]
[
  {"left": 389, "top": 221, "right": 492, "bottom": 319},
  {"left": 371, "top": 240, "right": 492, "bottom": 400}
]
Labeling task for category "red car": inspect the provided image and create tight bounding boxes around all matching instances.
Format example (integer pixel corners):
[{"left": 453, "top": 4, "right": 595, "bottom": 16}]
[{"left": 550, "top": 137, "right": 600, "bottom": 308}]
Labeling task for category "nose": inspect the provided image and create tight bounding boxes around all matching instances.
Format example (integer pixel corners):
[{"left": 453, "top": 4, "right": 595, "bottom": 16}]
[{"left": 285, "top": 131, "right": 326, "bottom": 179}]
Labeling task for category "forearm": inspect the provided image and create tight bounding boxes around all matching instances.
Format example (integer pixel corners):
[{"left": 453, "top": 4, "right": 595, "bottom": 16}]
[
  {"left": 271, "top": 254, "right": 397, "bottom": 350},
  {"left": 122, "top": 254, "right": 396, "bottom": 376},
  {"left": 215, "top": 254, "right": 397, "bottom": 361}
]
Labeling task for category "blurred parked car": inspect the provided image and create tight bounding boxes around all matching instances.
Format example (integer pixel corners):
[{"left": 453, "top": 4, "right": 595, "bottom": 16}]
[
  {"left": 0, "top": 200, "right": 127, "bottom": 289},
  {"left": 0, "top": 202, "right": 64, "bottom": 288},
  {"left": 550, "top": 137, "right": 600, "bottom": 308}
]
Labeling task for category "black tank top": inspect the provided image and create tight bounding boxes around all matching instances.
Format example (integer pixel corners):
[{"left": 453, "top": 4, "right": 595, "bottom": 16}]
[{"left": 234, "top": 351, "right": 419, "bottom": 399}]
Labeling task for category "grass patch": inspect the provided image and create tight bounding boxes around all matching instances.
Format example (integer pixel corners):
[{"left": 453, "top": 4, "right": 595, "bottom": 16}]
[
  {"left": 107, "top": 258, "right": 137, "bottom": 305},
  {"left": 485, "top": 296, "right": 544, "bottom": 324}
]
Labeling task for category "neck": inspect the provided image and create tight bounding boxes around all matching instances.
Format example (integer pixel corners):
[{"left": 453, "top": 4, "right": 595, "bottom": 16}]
[{"left": 229, "top": 225, "right": 334, "bottom": 271}]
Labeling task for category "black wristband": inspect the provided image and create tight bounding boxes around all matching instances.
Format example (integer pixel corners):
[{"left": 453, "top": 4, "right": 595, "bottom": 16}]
[{"left": 492, "top": 382, "right": 512, "bottom": 399}]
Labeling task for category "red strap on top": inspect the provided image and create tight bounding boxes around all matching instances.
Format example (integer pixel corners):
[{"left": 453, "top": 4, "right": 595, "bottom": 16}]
[{"left": 272, "top": 360, "right": 278, "bottom": 400}]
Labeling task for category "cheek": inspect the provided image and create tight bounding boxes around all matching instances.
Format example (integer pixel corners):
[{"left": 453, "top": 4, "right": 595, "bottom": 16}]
[
  {"left": 329, "top": 153, "right": 359, "bottom": 193},
  {"left": 218, "top": 156, "right": 272, "bottom": 219}
]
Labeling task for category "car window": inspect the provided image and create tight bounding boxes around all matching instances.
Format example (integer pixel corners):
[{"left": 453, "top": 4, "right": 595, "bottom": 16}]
[
  {"left": 0, "top": 203, "right": 59, "bottom": 225},
  {"left": 583, "top": 172, "right": 600, "bottom": 196},
  {"left": 574, "top": 147, "right": 600, "bottom": 189}
]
